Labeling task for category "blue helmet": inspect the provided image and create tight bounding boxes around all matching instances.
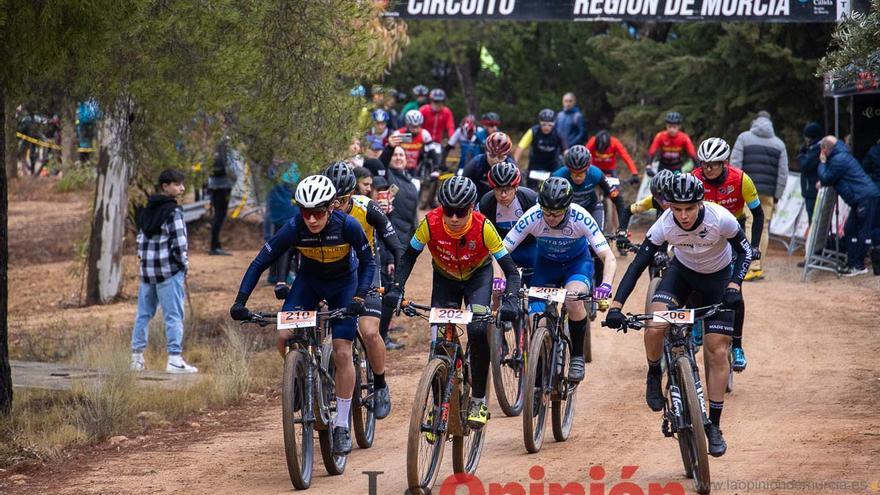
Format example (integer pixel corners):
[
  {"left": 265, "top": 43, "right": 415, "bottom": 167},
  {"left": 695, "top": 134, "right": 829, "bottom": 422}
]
[{"left": 371, "top": 109, "right": 389, "bottom": 123}]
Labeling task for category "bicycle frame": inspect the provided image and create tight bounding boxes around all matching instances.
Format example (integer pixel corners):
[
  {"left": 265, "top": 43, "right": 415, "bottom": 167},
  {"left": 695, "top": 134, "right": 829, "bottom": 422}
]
[{"left": 661, "top": 321, "right": 709, "bottom": 436}]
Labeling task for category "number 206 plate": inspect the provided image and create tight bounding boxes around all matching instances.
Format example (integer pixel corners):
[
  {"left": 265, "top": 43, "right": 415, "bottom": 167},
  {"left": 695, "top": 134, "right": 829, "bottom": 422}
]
[
  {"left": 652, "top": 310, "right": 694, "bottom": 324},
  {"left": 527, "top": 286, "right": 566, "bottom": 303},
  {"left": 429, "top": 308, "right": 473, "bottom": 324},
  {"left": 277, "top": 311, "right": 318, "bottom": 329}
]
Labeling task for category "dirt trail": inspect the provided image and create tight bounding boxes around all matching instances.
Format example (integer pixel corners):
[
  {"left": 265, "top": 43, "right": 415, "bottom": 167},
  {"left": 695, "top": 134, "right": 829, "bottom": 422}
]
[{"left": 7, "top": 249, "right": 879, "bottom": 495}]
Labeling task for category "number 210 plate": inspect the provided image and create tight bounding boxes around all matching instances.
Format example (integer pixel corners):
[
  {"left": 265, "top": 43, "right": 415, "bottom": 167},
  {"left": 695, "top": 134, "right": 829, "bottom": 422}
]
[{"left": 277, "top": 311, "right": 318, "bottom": 329}]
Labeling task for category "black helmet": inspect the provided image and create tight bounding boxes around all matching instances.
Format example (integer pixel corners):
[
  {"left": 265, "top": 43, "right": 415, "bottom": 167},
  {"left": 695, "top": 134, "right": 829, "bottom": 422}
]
[
  {"left": 665, "top": 111, "right": 683, "bottom": 125},
  {"left": 650, "top": 169, "right": 675, "bottom": 198},
  {"left": 538, "top": 177, "right": 573, "bottom": 210},
  {"left": 538, "top": 108, "right": 556, "bottom": 123},
  {"left": 438, "top": 176, "right": 478, "bottom": 209},
  {"left": 664, "top": 173, "right": 704, "bottom": 203},
  {"left": 323, "top": 161, "right": 356, "bottom": 196},
  {"left": 563, "top": 145, "right": 592, "bottom": 172},
  {"left": 595, "top": 131, "right": 611, "bottom": 152},
  {"left": 487, "top": 160, "right": 521, "bottom": 188}
]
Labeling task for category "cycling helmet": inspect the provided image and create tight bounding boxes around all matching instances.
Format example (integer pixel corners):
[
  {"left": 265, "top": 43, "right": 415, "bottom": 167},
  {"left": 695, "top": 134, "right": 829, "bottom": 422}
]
[
  {"left": 697, "top": 137, "right": 731, "bottom": 163},
  {"left": 650, "top": 169, "right": 675, "bottom": 198},
  {"left": 665, "top": 111, "right": 683, "bottom": 124},
  {"left": 429, "top": 88, "right": 446, "bottom": 102},
  {"left": 461, "top": 115, "right": 476, "bottom": 139},
  {"left": 323, "top": 161, "right": 357, "bottom": 196},
  {"left": 538, "top": 177, "right": 574, "bottom": 210},
  {"left": 485, "top": 131, "right": 512, "bottom": 157},
  {"left": 595, "top": 131, "right": 611, "bottom": 153},
  {"left": 487, "top": 161, "right": 521, "bottom": 188},
  {"left": 480, "top": 112, "right": 501, "bottom": 127},
  {"left": 538, "top": 108, "right": 556, "bottom": 123},
  {"left": 295, "top": 175, "right": 337, "bottom": 208},
  {"left": 404, "top": 109, "right": 424, "bottom": 127},
  {"left": 413, "top": 84, "right": 429, "bottom": 97},
  {"left": 371, "top": 108, "right": 389, "bottom": 123},
  {"left": 665, "top": 173, "right": 705, "bottom": 203},
  {"left": 438, "top": 176, "right": 478, "bottom": 209},
  {"left": 563, "top": 145, "right": 592, "bottom": 172}
]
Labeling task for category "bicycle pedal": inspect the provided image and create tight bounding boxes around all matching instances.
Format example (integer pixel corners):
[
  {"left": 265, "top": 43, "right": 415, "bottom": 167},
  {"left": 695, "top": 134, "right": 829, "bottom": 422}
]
[{"left": 661, "top": 418, "right": 673, "bottom": 437}]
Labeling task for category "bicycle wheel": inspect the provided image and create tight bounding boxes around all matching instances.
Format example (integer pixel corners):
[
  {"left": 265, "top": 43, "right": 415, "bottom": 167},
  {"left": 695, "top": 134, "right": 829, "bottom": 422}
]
[
  {"left": 522, "top": 326, "right": 552, "bottom": 453},
  {"left": 352, "top": 336, "right": 376, "bottom": 449},
  {"left": 645, "top": 276, "right": 662, "bottom": 313},
  {"left": 318, "top": 344, "right": 348, "bottom": 476},
  {"left": 281, "top": 350, "right": 314, "bottom": 490},
  {"left": 489, "top": 321, "right": 526, "bottom": 417},
  {"left": 726, "top": 347, "right": 734, "bottom": 394},
  {"left": 407, "top": 358, "right": 449, "bottom": 494},
  {"left": 552, "top": 335, "right": 577, "bottom": 442},
  {"left": 453, "top": 360, "right": 487, "bottom": 475},
  {"left": 675, "top": 357, "right": 711, "bottom": 494}
]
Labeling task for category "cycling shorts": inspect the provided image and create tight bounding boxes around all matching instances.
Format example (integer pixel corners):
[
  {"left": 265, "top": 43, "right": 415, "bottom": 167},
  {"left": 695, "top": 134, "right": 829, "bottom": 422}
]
[
  {"left": 363, "top": 268, "right": 382, "bottom": 319},
  {"left": 283, "top": 275, "right": 357, "bottom": 341},
  {"left": 652, "top": 259, "right": 734, "bottom": 336},
  {"left": 528, "top": 252, "right": 594, "bottom": 314}
]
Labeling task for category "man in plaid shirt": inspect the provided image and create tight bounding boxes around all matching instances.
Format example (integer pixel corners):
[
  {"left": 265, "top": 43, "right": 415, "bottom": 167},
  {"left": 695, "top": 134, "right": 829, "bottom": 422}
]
[{"left": 131, "top": 169, "right": 198, "bottom": 373}]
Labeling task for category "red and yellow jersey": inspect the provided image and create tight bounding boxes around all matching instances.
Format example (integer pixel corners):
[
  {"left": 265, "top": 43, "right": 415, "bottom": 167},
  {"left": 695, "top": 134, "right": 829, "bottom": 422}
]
[
  {"left": 586, "top": 135, "right": 638, "bottom": 175},
  {"left": 410, "top": 209, "right": 508, "bottom": 281},
  {"left": 396, "top": 127, "right": 433, "bottom": 170},
  {"left": 693, "top": 166, "right": 760, "bottom": 219},
  {"left": 648, "top": 131, "right": 697, "bottom": 168}
]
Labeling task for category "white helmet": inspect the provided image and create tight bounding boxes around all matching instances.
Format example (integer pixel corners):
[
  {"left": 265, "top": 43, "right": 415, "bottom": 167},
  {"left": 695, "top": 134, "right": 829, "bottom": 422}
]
[
  {"left": 697, "top": 137, "right": 731, "bottom": 163},
  {"left": 295, "top": 175, "right": 336, "bottom": 208},
  {"left": 404, "top": 109, "right": 424, "bottom": 126}
]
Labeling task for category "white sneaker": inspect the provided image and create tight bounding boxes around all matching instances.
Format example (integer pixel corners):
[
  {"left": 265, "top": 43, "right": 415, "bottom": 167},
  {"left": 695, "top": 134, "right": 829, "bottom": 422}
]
[
  {"left": 166, "top": 355, "right": 198, "bottom": 374},
  {"left": 131, "top": 353, "right": 146, "bottom": 372}
]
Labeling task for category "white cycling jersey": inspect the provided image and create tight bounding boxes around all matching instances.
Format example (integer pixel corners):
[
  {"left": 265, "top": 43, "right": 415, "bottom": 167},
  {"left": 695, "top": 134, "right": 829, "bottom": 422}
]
[
  {"left": 646, "top": 202, "right": 740, "bottom": 274},
  {"left": 504, "top": 203, "right": 609, "bottom": 262}
]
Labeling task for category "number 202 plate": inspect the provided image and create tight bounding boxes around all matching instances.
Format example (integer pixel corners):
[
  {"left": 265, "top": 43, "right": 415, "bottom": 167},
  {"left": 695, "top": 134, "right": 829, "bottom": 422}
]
[
  {"left": 277, "top": 311, "right": 318, "bottom": 330},
  {"left": 652, "top": 310, "right": 694, "bottom": 324},
  {"left": 429, "top": 308, "right": 473, "bottom": 324},
  {"left": 527, "top": 286, "right": 567, "bottom": 303}
]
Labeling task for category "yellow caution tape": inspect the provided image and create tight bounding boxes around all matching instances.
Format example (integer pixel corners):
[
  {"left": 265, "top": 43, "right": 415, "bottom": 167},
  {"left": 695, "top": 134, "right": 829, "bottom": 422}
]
[
  {"left": 16, "top": 132, "right": 95, "bottom": 153},
  {"left": 230, "top": 162, "right": 251, "bottom": 219}
]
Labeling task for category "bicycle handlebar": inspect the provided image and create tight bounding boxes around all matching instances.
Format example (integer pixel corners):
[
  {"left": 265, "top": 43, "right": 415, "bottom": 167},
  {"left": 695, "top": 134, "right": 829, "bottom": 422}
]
[
  {"left": 601, "top": 303, "right": 726, "bottom": 331},
  {"left": 242, "top": 307, "right": 350, "bottom": 327}
]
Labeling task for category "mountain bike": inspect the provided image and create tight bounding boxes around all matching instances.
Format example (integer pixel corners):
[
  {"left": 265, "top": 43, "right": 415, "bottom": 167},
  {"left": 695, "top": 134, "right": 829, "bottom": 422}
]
[
  {"left": 618, "top": 238, "right": 670, "bottom": 313},
  {"left": 522, "top": 288, "right": 590, "bottom": 453},
  {"left": 488, "top": 277, "right": 530, "bottom": 417},
  {"left": 399, "top": 301, "right": 495, "bottom": 495},
  {"left": 603, "top": 304, "right": 730, "bottom": 495},
  {"left": 243, "top": 308, "right": 359, "bottom": 490}
]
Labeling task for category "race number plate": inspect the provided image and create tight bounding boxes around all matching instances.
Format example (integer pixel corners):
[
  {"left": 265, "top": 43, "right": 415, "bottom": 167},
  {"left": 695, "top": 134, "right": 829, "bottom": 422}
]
[
  {"left": 528, "top": 170, "right": 551, "bottom": 181},
  {"left": 652, "top": 310, "right": 694, "bottom": 324},
  {"left": 606, "top": 177, "right": 621, "bottom": 187},
  {"left": 277, "top": 310, "right": 318, "bottom": 330},
  {"left": 528, "top": 286, "right": 566, "bottom": 303},
  {"left": 429, "top": 308, "right": 473, "bottom": 325}
]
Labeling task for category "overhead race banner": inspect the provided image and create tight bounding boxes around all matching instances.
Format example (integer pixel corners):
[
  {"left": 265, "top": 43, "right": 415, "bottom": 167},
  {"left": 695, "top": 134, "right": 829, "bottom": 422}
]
[{"left": 385, "top": 0, "right": 848, "bottom": 22}]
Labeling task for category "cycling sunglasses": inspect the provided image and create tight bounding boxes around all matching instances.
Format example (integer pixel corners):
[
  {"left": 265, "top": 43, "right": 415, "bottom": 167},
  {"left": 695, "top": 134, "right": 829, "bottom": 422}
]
[
  {"left": 301, "top": 207, "right": 329, "bottom": 221},
  {"left": 541, "top": 208, "right": 567, "bottom": 219},
  {"left": 442, "top": 205, "right": 472, "bottom": 218},
  {"left": 700, "top": 161, "right": 725, "bottom": 169}
]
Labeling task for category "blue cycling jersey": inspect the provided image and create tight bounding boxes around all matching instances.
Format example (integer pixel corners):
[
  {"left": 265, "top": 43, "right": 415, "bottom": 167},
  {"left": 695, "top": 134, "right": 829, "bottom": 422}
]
[
  {"left": 552, "top": 166, "right": 605, "bottom": 210},
  {"left": 503, "top": 203, "right": 610, "bottom": 264}
]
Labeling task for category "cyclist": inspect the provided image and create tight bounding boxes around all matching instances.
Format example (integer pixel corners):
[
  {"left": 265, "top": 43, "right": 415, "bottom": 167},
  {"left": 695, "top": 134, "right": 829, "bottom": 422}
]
[
  {"left": 401, "top": 84, "right": 429, "bottom": 117},
  {"left": 384, "top": 177, "right": 522, "bottom": 429},
  {"left": 447, "top": 115, "right": 482, "bottom": 172},
  {"left": 459, "top": 131, "right": 515, "bottom": 200},
  {"left": 477, "top": 161, "right": 538, "bottom": 285},
  {"left": 419, "top": 88, "right": 455, "bottom": 144},
  {"left": 514, "top": 109, "right": 566, "bottom": 188},
  {"left": 604, "top": 173, "right": 753, "bottom": 457},
  {"left": 366, "top": 109, "right": 391, "bottom": 147},
  {"left": 229, "top": 175, "right": 376, "bottom": 455},
  {"left": 647, "top": 112, "right": 698, "bottom": 174},
  {"left": 503, "top": 177, "right": 617, "bottom": 382},
  {"left": 692, "top": 137, "right": 764, "bottom": 372},
  {"left": 392, "top": 110, "right": 434, "bottom": 173},
  {"left": 476, "top": 112, "right": 501, "bottom": 146},
  {"left": 324, "top": 162, "right": 405, "bottom": 420},
  {"left": 552, "top": 145, "right": 627, "bottom": 237},
  {"left": 587, "top": 130, "right": 640, "bottom": 183},
  {"left": 618, "top": 169, "right": 675, "bottom": 235}
]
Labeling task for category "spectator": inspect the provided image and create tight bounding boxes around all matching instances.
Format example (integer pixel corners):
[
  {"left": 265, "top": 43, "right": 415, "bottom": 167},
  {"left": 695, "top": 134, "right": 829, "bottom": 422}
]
[
  {"left": 514, "top": 109, "right": 566, "bottom": 189},
  {"left": 366, "top": 109, "right": 391, "bottom": 147},
  {"left": 419, "top": 88, "right": 455, "bottom": 144},
  {"left": 447, "top": 115, "right": 482, "bottom": 172},
  {"left": 862, "top": 138, "right": 880, "bottom": 188},
  {"left": 730, "top": 110, "right": 788, "bottom": 281},
  {"left": 555, "top": 92, "right": 586, "bottom": 150},
  {"left": 131, "top": 169, "right": 197, "bottom": 374},
  {"left": 353, "top": 166, "right": 373, "bottom": 196},
  {"left": 363, "top": 137, "right": 387, "bottom": 177},
  {"left": 817, "top": 136, "right": 880, "bottom": 276},
  {"left": 265, "top": 163, "right": 301, "bottom": 290},
  {"left": 208, "top": 137, "right": 236, "bottom": 256},
  {"left": 383, "top": 89, "right": 401, "bottom": 129},
  {"left": 401, "top": 84, "right": 429, "bottom": 118},
  {"left": 797, "top": 122, "right": 824, "bottom": 223}
]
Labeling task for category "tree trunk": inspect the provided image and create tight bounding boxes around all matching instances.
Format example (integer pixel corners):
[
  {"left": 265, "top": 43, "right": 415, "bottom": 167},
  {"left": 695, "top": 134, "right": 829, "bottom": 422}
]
[
  {"left": 0, "top": 91, "right": 13, "bottom": 415},
  {"left": 60, "top": 94, "right": 77, "bottom": 170},
  {"left": 453, "top": 57, "right": 479, "bottom": 117},
  {"left": 4, "top": 98, "right": 16, "bottom": 180},
  {"left": 84, "top": 100, "right": 132, "bottom": 305}
]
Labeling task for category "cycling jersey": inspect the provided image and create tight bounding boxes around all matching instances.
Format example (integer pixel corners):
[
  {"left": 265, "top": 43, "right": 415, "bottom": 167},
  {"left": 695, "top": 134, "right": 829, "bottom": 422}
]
[
  {"left": 504, "top": 203, "right": 610, "bottom": 263},
  {"left": 459, "top": 154, "right": 515, "bottom": 200},
  {"left": 419, "top": 104, "right": 455, "bottom": 143},
  {"left": 410, "top": 208, "right": 509, "bottom": 281},
  {"left": 586, "top": 135, "right": 638, "bottom": 175},
  {"left": 692, "top": 166, "right": 760, "bottom": 220},
  {"left": 237, "top": 210, "right": 376, "bottom": 298},
  {"left": 518, "top": 126, "right": 565, "bottom": 173},
  {"left": 477, "top": 188, "right": 538, "bottom": 274},
  {"left": 448, "top": 128, "right": 483, "bottom": 170},
  {"left": 396, "top": 127, "right": 433, "bottom": 171},
  {"left": 348, "top": 195, "right": 404, "bottom": 264},
  {"left": 648, "top": 131, "right": 697, "bottom": 170},
  {"left": 552, "top": 166, "right": 606, "bottom": 210}
]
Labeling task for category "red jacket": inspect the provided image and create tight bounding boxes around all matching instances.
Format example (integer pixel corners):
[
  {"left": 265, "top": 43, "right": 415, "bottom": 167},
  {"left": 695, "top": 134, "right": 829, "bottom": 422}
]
[
  {"left": 586, "top": 135, "right": 638, "bottom": 175},
  {"left": 648, "top": 131, "right": 697, "bottom": 169},
  {"left": 419, "top": 104, "right": 455, "bottom": 143}
]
